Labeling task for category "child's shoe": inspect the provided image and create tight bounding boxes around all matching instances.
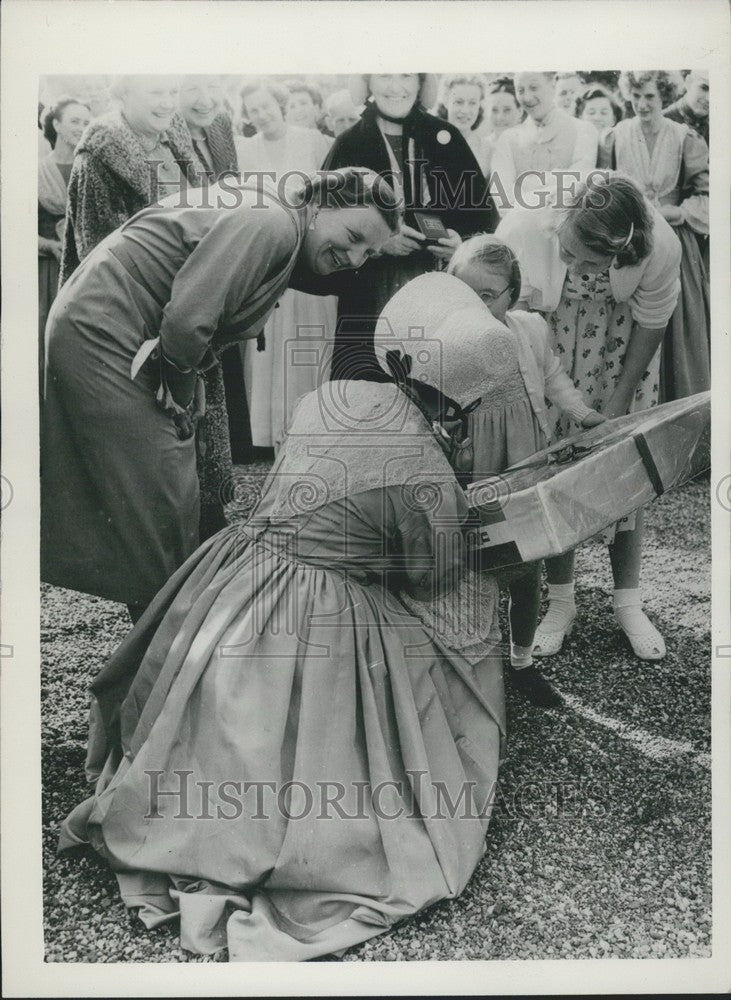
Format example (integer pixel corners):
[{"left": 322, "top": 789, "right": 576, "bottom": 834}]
[
  {"left": 613, "top": 589, "right": 666, "bottom": 660},
  {"left": 510, "top": 643, "right": 562, "bottom": 707},
  {"left": 533, "top": 583, "right": 577, "bottom": 657},
  {"left": 509, "top": 665, "right": 563, "bottom": 707}
]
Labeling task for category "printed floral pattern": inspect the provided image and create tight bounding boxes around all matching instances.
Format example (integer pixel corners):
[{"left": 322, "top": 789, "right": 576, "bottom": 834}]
[
  {"left": 546, "top": 269, "right": 660, "bottom": 442},
  {"left": 545, "top": 270, "right": 661, "bottom": 543}
]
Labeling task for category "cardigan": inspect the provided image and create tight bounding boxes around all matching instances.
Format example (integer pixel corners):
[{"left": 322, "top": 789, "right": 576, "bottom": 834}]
[
  {"left": 507, "top": 310, "right": 593, "bottom": 441},
  {"left": 599, "top": 118, "right": 709, "bottom": 236},
  {"left": 496, "top": 202, "right": 681, "bottom": 330}
]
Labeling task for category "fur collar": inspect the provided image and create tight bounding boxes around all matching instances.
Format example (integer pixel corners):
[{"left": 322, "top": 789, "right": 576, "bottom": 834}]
[{"left": 76, "top": 109, "right": 198, "bottom": 199}]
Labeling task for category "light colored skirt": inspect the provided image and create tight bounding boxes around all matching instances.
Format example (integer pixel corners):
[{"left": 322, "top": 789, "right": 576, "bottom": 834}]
[
  {"left": 59, "top": 525, "right": 505, "bottom": 961},
  {"left": 660, "top": 225, "right": 710, "bottom": 401},
  {"left": 244, "top": 289, "right": 337, "bottom": 449},
  {"left": 469, "top": 395, "right": 546, "bottom": 484}
]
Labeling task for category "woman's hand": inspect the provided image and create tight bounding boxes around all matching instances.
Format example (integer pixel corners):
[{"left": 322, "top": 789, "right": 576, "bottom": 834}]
[
  {"left": 426, "top": 229, "right": 462, "bottom": 263},
  {"left": 161, "top": 354, "right": 198, "bottom": 410},
  {"left": 660, "top": 204, "right": 683, "bottom": 226},
  {"left": 581, "top": 410, "right": 607, "bottom": 428},
  {"left": 172, "top": 377, "right": 206, "bottom": 441},
  {"left": 382, "top": 224, "right": 426, "bottom": 257},
  {"left": 154, "top": 355, "right": 206, "bottom": 440}
]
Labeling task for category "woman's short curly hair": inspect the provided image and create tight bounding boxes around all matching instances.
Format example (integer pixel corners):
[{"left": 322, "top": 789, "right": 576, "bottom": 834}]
[
  {"left": 618, "top": 71, "right": 679, "bottom": 107},
  {"left": 283, "top": 79, "right": 324, "bottom": 109},
  {"left": 489, "top": 75, "right": 518, "bottom": 101},
  {"left": 439, "top": 73, "right": 489, "bottom": 104},
  {"left": 240, "top": 79, "right": 289, "bottom": 117},
  {"left": 297, "top": 168, "right": 403, "bottom": 233},
  {"left": 434, "top": 73, "right": 488, "bottom": 131}
]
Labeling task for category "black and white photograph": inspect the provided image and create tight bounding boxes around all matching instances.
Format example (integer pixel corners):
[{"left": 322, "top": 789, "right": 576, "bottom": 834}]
[{"left": 2, "top": 0, "right": 730, "bottom": 994}]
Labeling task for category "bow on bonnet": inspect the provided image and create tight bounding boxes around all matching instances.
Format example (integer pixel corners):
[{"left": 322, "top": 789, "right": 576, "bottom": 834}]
[{"left": 375, "top": 271, "right": 518, "bottom": 408}]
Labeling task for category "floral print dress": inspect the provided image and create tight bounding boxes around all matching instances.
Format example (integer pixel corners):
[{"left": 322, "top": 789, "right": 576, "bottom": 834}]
[
  {"left": 546, "top": 269, "right": 659, "bottom": 441},
  {"left": 545, "top": 269, "right": 660, "bottom": 542}
]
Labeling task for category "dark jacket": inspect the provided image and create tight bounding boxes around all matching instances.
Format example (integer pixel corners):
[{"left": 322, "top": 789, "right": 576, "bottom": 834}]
[
  {"left": 318, "top": 102, "right": 497, "bottom": 379},
  {"left": 194, "top": 111, "right": 240, "bottom": 182},
  {"left": 323, "top": 101, "right": 497, "bottom": 235},
  {"left": 663, "top": 99, "right": 709, "bottom": 147}
]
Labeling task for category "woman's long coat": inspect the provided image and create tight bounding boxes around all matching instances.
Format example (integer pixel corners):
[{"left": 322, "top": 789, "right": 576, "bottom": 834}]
[
  {"left": 56, "top": 110, "right": 236, "bottom": 540},
  {"left": 42, "top": 184, "right": 311, "bottom": 606}
]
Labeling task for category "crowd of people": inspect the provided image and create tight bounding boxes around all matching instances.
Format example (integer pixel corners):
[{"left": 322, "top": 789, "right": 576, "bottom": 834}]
[
  {"left": 38, "top": 70, "right": 710, "bottom": 419},
  {"left": 39, "top": 70, "right": 710, "bottom": 962}
]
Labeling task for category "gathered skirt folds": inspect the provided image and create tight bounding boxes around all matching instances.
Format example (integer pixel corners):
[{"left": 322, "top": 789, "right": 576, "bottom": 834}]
[
  {"left": 546, "top": 274, "right": 654, "bottom": 543},
  {"left": 59, "top": 525, "right": 505, "bottom": 961},
  {"left": 660, "top": 224, "right": 711, "bottom": 402},
  {"left": 546, "top": 284, "right": 656, "bottom": 432},
  {"left": 244, "top": 289, "right": 337, "bottom": 449},
  {"left": 468, "top": 394, "right": 546, "bottom": 483}
]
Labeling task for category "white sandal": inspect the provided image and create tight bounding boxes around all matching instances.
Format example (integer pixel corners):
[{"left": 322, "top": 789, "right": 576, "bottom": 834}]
[
  {"left": 533, "top": 602, "right": 577, "bottom": 657},
  {"left": 614, "top": 606, "right": 666, "bottom": 660}
]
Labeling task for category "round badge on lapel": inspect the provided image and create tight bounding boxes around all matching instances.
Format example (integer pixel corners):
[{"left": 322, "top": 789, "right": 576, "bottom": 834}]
[{"left": 436, "top": 129, "right": 451, "bottom": 146}]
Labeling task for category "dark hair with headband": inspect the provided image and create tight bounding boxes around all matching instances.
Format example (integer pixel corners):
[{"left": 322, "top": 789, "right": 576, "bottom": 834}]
[
  {"left": 296, "top": 168, "right": 402, "bottom": 233},
  {"left": 447, "top": 233, "right": 522, "bottom": 307},
  {"left": 557, "top": 173, "right": 654, "bottom": 268}
]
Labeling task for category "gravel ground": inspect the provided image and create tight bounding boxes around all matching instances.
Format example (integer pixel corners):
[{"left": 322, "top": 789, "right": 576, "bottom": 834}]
[{"left": 41, "top": 473, "right": 711, "bottom": 962}]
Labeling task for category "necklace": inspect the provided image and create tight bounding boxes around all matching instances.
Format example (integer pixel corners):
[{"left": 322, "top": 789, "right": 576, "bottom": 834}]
[
  {"left": 376, "top": 107, "right": 412, "bottom": 126},
  {"left": 137, "top": 134, "right": 162, "bottom": 154},
  {"left": 125, "top": 118, "right": 164, "bottom": 154}
]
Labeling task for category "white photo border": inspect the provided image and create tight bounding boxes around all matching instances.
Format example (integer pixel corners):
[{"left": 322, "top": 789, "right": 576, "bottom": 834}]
[{"left": 2, "top": 0, "right": 730, "bottom": 995}]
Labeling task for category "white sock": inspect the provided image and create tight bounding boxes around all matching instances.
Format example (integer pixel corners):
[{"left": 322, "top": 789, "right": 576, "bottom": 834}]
[
  {"left": 613, "top": 588, "right": 652, "bottom": 632},
  {"left": 613, "top": 587, "right": 641, "bottom": 611},
  {"left": 547, "top": 582, "right": 576, "bottom": 605},
  {"left": 612, "top": 587, "right": 664, "bottom": 658},
  {"left": 538, "top": 583, "right": 577, "bottom": 634},
  {"left": 511, "top": 643, "right": 534, "bottom": 669}
]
